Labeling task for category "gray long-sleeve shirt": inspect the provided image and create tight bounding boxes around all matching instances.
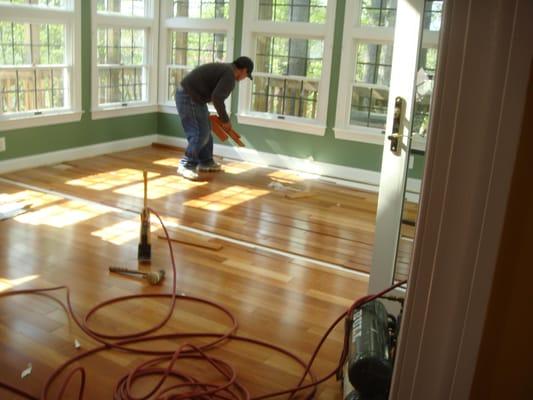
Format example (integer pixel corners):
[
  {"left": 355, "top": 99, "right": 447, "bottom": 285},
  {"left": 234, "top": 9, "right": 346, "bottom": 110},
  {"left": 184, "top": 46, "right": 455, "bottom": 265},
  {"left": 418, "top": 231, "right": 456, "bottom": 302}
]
[{"left": 180, "top": 63, "right": 236, "bottom": 122}]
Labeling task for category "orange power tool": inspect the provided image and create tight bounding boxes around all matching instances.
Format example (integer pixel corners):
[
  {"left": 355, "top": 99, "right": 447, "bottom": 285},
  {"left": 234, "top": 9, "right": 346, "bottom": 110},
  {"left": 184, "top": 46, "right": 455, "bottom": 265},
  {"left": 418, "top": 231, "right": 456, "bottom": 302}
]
[{"left": 209, "top": 115, "right": 245, "bottom": 147}]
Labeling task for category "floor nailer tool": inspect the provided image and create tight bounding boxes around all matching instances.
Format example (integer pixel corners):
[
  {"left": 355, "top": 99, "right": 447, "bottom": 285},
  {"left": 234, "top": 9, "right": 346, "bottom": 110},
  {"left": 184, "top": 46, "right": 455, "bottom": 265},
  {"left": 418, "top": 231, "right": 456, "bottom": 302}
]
[{"left": 137, "top": 170, "right": 151, "bottom": 263}]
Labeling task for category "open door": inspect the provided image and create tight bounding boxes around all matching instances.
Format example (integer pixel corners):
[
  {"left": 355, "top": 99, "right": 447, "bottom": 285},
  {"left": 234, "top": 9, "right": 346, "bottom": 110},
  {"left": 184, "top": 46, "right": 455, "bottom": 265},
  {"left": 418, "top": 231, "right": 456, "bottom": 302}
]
[{"left": 369, "top": 0, "right": 443, "bottom": 293}]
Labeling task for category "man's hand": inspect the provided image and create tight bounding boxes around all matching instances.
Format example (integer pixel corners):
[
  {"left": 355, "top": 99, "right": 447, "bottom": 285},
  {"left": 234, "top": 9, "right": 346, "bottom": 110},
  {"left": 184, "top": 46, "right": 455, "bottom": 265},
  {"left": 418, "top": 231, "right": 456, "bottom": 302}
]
[{"left": 220, "top": 121, "right": 232, "bottom": 131}]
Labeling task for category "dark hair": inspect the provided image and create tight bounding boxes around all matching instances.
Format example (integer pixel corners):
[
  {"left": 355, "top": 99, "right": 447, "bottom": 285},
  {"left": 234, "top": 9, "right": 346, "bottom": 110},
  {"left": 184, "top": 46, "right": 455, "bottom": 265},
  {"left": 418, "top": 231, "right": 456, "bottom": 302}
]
[{"left": 233, "top": 56, "right": 254, "bottom": 80}]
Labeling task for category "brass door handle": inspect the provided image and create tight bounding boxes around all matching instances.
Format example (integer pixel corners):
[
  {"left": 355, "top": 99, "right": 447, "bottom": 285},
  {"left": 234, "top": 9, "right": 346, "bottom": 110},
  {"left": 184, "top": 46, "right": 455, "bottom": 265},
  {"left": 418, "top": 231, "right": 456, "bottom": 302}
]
[{"left": 389, "top": 97, "right": 406, "bottom": 154}]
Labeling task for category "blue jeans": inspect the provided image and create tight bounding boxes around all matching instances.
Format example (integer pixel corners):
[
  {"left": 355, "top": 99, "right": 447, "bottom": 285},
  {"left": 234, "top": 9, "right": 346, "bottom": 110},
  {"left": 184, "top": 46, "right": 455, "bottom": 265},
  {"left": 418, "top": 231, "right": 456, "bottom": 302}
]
[{"left": 175, "top": 89, "right": 213, "bottom": 166}]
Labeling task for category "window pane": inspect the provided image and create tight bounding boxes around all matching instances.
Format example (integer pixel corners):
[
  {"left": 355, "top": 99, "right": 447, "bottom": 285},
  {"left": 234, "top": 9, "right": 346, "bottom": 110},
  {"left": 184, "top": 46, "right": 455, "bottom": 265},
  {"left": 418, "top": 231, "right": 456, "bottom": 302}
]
[
  {"left": 35, "top": 68, "right": 65, "bottom": 109},
  {"left": 423, "top": 0, "right": 443, "bottom": 31},
  {"left": 355, "top": 43, "right": 393, "bottom": 86},
  {"left": 172, "top": 0, "right": 229, "bottom": 19},
  {"left": 0, "top": 70, "right": 18, "bottom": 112},
  {"left": 0, "top": 22, "right": 65, "bottom": 66},
  {"left": 350, "top": 86, "right": 388, "bottom": 128},
  {"left": 98, "top": 67, "right": 145, "bottom": 105},
  {"left": 0, "top": 23, "right": 15, "bottom": 65},
  {"left": 258, "top": 0, "right": 328, "bottom": 23},
  {"left": 251, "top": 76, "right": 318, "bottom": 119},
  {"left": 412, "top": 47, "right": 438, "bottom": 135},
  {"left": 35, "top": 24, "right": 65, "bottom": 65},
  {"left": 256, "top": 35, "right": 323, "bottom": 78},
  {"left": 17, "top": 70, "right": 36, "bottom": 111},
  {"left": 360, "top": 0, "right": 397, "bottom": 27},
  {"left": 0, "top": 0, "right": 66, "bottom": 8},
  {"left": 97, "top": 28, "right": 145, "bottom": 66},
  {"left": 169, "top": 31, "right": 226, "bottom": 67},
  {"left": 96, "top": 0, "right": 146, "bottom": 17},
  {"left": 168, "top": 67, "right": 187, "bottom": 101},
  {"left": 351, "top": 42, "right": 393, "bottom": 128}
]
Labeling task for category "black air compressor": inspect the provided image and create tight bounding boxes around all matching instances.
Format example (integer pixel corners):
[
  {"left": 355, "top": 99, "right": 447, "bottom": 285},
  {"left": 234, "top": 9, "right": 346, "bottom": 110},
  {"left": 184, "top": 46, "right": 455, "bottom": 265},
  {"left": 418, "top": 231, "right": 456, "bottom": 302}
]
[{"left": 342, "top": 300, "right": 400, "bottom": 400}]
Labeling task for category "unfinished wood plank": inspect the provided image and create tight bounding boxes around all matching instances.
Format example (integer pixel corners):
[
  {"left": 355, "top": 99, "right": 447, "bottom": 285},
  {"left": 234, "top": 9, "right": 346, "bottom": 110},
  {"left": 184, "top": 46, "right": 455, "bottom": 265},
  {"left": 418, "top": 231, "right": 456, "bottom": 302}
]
[
  {"left": 285, "top": 190, "right": 314, "bottom": 200},
  {"left": 158, "top": 232, "right": 223, "bottom": 250}
]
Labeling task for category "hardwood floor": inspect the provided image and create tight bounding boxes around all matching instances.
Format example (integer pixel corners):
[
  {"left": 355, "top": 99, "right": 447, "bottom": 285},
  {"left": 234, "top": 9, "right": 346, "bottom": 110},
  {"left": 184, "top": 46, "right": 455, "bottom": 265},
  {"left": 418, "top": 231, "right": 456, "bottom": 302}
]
[{"left": 0, "top": 145, "right": 414, "bottom": 399}]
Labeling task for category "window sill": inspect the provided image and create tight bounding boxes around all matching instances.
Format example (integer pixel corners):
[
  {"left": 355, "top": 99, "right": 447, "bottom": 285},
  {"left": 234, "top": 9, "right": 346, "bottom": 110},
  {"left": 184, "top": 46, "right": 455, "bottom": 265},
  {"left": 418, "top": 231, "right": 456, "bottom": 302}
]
[
  {"left": 158, "top": 103, "right": 219, "bottom": 115},
  {"left": 237, "top": 113, "right": 326, "bottom": 136},
  {"left": 91, "top": 104, "right": 158, "bottom": 120},
  {"left": 334, "top": 126, "right": 386, "bottom": 145},
  {"left": 0, "top": 110, "right": 83, "bottom": 132},
  {"left": 159, "top": 104, "right": 177, "bottom": 115}
]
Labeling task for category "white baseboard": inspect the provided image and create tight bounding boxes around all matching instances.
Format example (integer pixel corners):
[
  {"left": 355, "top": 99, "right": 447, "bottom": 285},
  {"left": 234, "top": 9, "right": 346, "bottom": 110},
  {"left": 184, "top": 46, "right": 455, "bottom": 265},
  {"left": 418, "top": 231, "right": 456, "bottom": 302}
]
[
  {"left": 0, "top": 133, "right": 420, "bottom": 201},
  {"left": 0, "top": 134, "right": 158, "bottom": 174},
  {"left": 156, "top": 134, "right": 421, "bottom": 201}
]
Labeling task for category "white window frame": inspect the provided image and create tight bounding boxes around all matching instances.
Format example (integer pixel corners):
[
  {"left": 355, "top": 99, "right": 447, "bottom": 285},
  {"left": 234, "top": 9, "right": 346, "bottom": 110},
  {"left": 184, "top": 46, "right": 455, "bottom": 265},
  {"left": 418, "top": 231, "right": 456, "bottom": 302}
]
[
  {"left": 335, "top": 0, "right": 439, "bottom": 146},
  {"left": 91, "top": 0, "right": 159, "bottom": 120},
  {"left": 158, "top": 0, "right": 236, "bottom": 115},
  {"left": 0, "top": 0, "right": 82, "bottom": 131},
  {"left": 238, "top": 0, "right": 336, "bottom": 136}
]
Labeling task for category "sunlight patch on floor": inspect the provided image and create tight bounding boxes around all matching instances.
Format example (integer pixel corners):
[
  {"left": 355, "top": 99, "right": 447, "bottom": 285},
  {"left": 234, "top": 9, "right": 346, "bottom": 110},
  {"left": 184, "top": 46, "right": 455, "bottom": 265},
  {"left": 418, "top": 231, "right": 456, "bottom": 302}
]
[
  {"left": 222, "top": 161, "right": 257, "bottom": 175},
  {"left": 66, "top": 169, "right": 159, "bottom": 191},
  {"left": 184, "top": 185, "right": 269, "bottom": 212},
  {"left": 153, "top": 157, "right": 181, "bottom": 167},
  {"left": 0, "top": 274, "right": 39, "bottom": 292},
  {"left": 1, "top": 190, "right": 63, "bottom": 208},
  {"left": 114, "top": 175, "right": 206, "bottom": 199},
  {"left": 91, "top": 219, "right": 158, "bottom": 245},
  {"left": 14, "top": 200, "right": 112, "bottom": 227}
]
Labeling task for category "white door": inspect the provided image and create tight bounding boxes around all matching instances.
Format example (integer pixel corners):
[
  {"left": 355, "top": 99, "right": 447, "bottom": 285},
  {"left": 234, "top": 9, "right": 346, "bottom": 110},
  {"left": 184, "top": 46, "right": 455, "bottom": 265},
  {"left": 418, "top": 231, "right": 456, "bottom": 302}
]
[{"left": 369, "top": 0, "right": 443, "bottom": 293}]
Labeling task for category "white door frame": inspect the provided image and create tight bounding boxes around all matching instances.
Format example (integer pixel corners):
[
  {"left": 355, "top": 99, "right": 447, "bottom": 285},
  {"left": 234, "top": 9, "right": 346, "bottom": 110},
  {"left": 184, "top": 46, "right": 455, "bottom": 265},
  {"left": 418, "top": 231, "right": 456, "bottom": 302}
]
[
  {"left": 368, "top": 0, "right": 424, "bottom": 294},
  {"left": 390, "top": 0, "right": 532, "bottom": 399}
]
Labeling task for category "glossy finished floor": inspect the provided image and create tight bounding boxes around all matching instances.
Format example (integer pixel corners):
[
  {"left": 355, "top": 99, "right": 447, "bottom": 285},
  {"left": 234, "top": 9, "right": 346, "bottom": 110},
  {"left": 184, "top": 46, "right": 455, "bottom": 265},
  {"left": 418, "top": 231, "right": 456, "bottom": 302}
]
[{"left": 0, "top": 145, "right": 414, "bottom": 399}]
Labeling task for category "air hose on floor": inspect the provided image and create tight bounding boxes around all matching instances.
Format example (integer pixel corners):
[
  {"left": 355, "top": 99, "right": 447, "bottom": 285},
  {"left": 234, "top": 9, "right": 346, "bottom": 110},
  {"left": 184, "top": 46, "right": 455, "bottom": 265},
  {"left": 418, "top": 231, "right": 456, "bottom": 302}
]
[{"left": 0, "top": 207, "right": 406, "bottom": 399}]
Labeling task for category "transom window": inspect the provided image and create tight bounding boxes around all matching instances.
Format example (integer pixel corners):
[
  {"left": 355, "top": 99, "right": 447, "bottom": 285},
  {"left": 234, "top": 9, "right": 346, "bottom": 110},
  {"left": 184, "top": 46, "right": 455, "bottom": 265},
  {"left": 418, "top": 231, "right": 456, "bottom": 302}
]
[
  {"left": 258, "top": 0, "right": 327, "bottom": 23},
  {"left": 0, "top": 0, "right": 66, "bottom": 8},
  {"left": 360, "top": 0, "right": 397, "bottom": 27},
  {"left": 96, "top": 0, "right": 147, "bottom": 17},
  {"left": 172, "top": 0, "right": 230, "bottom": 18}
]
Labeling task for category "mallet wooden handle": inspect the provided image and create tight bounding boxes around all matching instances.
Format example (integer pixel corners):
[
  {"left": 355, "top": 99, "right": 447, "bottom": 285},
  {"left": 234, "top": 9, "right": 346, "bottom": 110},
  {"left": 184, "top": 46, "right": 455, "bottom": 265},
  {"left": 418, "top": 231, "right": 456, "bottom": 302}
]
[{"left": 109, "top": 266, "right": 146, "bottom": 277}]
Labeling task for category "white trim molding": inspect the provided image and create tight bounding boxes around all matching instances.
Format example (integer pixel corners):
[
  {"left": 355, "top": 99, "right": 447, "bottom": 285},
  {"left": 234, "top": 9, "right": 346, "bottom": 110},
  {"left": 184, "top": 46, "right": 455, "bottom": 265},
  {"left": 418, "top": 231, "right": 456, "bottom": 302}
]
[
  {"left": 91, "top": 104, "right": 158, "bottom": 120},
  {"left": 237, "top": 113, "right": 326, "bottom": 136},
  {"left": 0, "top": 111, "right": 82, "bottom": 132},
  {"left": 391, "top": 0, "right": 533, "bottom": 399},
  {"left": 0, "top": 135, "right": 157, "bottom": 174}
]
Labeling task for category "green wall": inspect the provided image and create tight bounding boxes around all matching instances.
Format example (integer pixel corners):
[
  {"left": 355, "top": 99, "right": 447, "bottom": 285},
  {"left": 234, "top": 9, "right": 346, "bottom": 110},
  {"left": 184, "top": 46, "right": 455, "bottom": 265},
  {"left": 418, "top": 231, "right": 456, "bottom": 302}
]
[
  {"left": 0, "top": 0, "right": 158, "bottom": 162},
  {"left": 0, "top": 0, "right": 425, "bottom": 179}
]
